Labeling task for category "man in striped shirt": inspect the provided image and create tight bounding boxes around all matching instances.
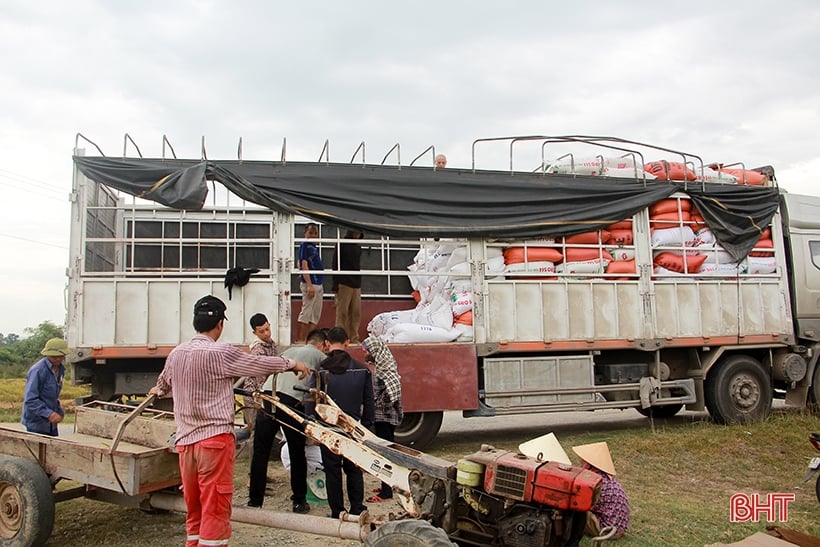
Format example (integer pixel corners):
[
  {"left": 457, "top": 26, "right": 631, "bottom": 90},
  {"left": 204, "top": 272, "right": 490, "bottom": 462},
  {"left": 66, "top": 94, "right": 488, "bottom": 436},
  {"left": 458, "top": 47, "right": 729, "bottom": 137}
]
[{"left": 150, "top": 295, "right": 309, "bottom": 547}]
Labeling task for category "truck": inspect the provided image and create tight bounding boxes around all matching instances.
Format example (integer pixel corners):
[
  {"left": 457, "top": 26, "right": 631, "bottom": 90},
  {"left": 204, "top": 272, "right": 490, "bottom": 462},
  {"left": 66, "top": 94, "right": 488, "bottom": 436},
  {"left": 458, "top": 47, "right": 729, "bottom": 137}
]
[{"left": 66, "top": 133, "right": 820, "bottom": 448}]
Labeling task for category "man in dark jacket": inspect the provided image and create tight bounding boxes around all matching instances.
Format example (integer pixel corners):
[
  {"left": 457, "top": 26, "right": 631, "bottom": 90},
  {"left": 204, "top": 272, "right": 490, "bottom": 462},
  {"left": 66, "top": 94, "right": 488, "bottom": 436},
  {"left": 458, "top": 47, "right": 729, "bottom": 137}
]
[{"left": 306, "top": 327, "right": 375, "bottom": 518}]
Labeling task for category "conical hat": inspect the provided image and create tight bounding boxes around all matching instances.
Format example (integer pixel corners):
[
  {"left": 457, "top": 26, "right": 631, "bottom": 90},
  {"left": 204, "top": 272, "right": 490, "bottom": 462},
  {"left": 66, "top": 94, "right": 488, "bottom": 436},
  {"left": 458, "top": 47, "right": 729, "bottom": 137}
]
[
  {"left": 572, "top": 441, "right": 616, "bottom": 475},
  {"left": 518, "top": 433, "right": 571, "bottom": 465}
]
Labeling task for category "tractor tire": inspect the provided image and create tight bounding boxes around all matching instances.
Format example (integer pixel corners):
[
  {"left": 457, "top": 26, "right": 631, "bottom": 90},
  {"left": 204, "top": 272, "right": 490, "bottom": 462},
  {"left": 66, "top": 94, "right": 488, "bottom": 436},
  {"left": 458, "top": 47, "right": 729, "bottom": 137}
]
[
  {"left": 0, "top": 455, "right": 55, "bottom": 547},
  {"left": 363, "top": 520, "right": 455, "bottom": 547},
  {"left": 394, "top": 412, "right": 443, "bottom": 449},
  {"left": 705, "top": 355, "right": 772, "bottom": 425},
  {"left": 636, "top": 404, "right": 683, "bottom": 419}
]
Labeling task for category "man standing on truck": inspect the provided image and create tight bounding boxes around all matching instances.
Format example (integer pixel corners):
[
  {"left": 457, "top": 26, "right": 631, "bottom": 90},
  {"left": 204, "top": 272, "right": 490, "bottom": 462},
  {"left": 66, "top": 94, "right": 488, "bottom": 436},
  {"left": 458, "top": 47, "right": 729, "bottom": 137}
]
[
  {"left": 149, "top": 295, "right": 310, "bottom": 547},
  {"left": 21, "top": 338, "right": 71, "bottom": 436},
  {"left": 332, "top": 229, "right": 364, "bottom": 343},
  {"left": 297, "top": 223, "right": 324, "bottom": 344}
]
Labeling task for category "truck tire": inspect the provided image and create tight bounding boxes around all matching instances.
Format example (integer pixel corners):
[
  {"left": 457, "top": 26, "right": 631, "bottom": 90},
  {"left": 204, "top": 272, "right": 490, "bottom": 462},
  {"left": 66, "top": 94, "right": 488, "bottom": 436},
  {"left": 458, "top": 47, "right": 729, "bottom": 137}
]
[
  {"left": 363, "top": 520, "right": 455, "bottom": 547},
  {"left": 0, "top": 455, "right": 55, "bottom": 547},
  {"left": 636, "top": 404, "right": 683, "bottom": 419},
  {"left": 705, "top": 355, "right": 772, "bottom": 425},
  {"left": 394, "top": 412, "right": 443, "bottom": 449},
  {"left": 808, "top": 362, "right": 820, "bottom": 412}
]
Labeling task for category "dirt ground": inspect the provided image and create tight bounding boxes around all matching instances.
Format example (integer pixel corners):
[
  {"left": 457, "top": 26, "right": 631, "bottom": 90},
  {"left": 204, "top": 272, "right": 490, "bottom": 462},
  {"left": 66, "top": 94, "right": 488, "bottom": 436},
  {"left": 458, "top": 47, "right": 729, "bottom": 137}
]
[
  {"left": 227, "top": 443, "right": 401, "bottom": 546},
  {"left": 44, "top": 441, "right": 401, "bottom": 547}
]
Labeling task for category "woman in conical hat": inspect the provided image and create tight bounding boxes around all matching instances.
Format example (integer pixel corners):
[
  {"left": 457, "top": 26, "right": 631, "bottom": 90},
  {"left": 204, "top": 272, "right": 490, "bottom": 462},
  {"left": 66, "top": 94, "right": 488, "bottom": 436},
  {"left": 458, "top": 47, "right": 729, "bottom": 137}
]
[
  {"left": 571, "top": 441, "right": 630, "bottom": 540},
  {"left": 572, "top": 441, "right": 616, "bottom": 475}
]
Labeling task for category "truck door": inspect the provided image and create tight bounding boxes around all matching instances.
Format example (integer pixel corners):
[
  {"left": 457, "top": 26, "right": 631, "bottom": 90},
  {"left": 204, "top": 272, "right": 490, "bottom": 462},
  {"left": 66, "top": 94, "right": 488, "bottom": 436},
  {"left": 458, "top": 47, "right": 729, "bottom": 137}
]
[{"left": 783, "top": 193, "right": 820, "bottom": 341}]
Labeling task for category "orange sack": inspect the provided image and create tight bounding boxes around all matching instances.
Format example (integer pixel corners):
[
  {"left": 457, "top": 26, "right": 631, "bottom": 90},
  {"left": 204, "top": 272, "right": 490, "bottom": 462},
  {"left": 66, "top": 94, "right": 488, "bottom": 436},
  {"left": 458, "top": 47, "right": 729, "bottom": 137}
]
[
  {"left": 564, "top": 230, "right": 610, "bottom": 245},
  {"left": 564, "top": 248, "right": 614, "bottom": 263},
  {"left": 654, "top": 252, "right": 707, "bottom": 273},
  {"left": 608, "top": 230, "right": 634, "bottom": 245},
  {"left": 644, "top": 161, "right": 698, "bottom": 181},
  {"left": 606, "top": 220, "right": 633, "bottom": 231},
  {"left": 749, "top": 238, "right": 774, "bottom": 257},
  {"left": 649, "top": 198, "right": 692, "bottom": 216},
  {"left": 454, "top": 310, "right": 473, "bottom": 325},
  {"left": 650, "top": 211, "right": 692, "bottom": 224},
  {"left": 504, "top": 246, "right": 564, "bottom": 264},
  {"left": 606, "top": 260, "right": 636, "bottom": 275},
  {"left": 719, "top": 168, "right": 768, "bottom": 186}
]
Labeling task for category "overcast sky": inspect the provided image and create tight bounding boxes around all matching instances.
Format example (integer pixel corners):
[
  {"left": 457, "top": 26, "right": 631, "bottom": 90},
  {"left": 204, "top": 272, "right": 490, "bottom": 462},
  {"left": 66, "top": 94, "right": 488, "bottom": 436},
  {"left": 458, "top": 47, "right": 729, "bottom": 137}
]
[{"left": 1, "top": 1, "right": 819, "bottom": 337}]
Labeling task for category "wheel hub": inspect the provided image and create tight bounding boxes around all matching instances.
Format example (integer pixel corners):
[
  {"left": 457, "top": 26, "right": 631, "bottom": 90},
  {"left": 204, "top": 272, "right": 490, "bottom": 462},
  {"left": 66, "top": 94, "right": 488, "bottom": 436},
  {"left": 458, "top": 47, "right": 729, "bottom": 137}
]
[
  {"left": 730, "top": 374, "right": 760, "bottom": 409},
  {"left": 0, "top": 481, "right": 23, "bottom": 539}
]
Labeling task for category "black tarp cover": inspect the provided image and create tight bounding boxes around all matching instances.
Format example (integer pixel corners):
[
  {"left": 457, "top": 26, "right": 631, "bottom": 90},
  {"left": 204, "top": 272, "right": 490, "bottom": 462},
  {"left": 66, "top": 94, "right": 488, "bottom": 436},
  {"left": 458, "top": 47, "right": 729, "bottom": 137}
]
[{"left": 73, "top": 156, "right": 780, "bottom": 261}]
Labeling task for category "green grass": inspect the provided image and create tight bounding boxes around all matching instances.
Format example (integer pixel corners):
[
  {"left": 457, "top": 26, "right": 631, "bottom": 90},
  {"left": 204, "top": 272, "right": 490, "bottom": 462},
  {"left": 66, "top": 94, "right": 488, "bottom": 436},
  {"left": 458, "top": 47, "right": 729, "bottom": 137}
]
[{"left": 432, "top": 409, "right": 820, "bottom": 546}]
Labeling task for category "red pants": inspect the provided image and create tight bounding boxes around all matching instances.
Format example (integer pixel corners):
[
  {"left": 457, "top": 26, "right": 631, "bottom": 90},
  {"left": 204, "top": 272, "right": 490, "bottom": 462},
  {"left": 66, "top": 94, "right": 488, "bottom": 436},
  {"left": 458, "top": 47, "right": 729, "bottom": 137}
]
[{"left": 178, "top": 433, "right": 235, "bottom": 546}]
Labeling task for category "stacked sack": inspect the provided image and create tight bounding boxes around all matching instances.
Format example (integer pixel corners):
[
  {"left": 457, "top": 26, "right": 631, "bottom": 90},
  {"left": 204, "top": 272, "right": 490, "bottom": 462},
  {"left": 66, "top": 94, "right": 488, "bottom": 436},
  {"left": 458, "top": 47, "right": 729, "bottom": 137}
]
[
  {"left": 370, "top": 240, "right": 505, "bottom": 343},
  {"left": 693, "top": 227, "right": 776, "bottom": 276},
  {"left": 649, "top": 198, "right": 706, "bottom": 274},
  {"left": 644, "top": 159, "right": 770, "bottom": 186},
  {"left": 557, "top": 232, "right": 613, "bottom": 275},
  {"left": 603, "top": 219, "right": 636, "bottom": 278},
  {"left": 502, "top": 230, "right": 636, "bottom": 279},
  {"left": 649, "top": 198, "right": 776, "bottom": 276},
  {"left": 546, "top": 155, "right": 657, "bottom": 180},
  {"left": 503, "top": 238, "right": 561, "bottom": 279}
]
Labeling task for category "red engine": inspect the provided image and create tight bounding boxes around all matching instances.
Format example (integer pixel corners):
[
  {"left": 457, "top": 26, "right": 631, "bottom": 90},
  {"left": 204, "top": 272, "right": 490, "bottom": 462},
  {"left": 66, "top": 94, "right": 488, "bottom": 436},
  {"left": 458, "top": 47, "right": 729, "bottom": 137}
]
[{"left": 463, "top": 446, "right": 601, "bottom": 511}]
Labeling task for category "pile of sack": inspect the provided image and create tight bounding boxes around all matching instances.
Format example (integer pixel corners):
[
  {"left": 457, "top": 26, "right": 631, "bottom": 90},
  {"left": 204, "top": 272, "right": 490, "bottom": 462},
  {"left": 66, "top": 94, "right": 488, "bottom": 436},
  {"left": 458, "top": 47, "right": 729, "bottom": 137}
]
[
  {"left": 545, "top": 155, "right": 770, "bottom": 186},
  {"left": 367, "top": 240, "right": 495, "bottom": 343}
]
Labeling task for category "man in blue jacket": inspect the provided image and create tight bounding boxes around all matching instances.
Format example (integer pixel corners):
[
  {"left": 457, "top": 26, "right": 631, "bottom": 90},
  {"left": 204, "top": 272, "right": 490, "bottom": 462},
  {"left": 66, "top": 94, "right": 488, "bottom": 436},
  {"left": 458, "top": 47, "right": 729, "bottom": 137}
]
[
  {"left": 306, "top": 327, "right": 375, "bottom": 518},
  {"left": 22, "top": 338, "right": 71, "bottom": 436}
]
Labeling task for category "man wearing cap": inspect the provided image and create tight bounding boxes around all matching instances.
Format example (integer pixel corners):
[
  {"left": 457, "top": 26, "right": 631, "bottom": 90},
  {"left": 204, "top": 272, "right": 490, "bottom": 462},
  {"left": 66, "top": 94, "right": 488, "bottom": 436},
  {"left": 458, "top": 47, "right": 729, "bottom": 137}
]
[
  {"left": 572, "top": 441, "right": 630, "bottom": 540},
  {"left": 149, "top": 295, "right": 310, "bottom": 547},
  {"left": 22, "top": 337, "right": 71, "bottom": 436}
]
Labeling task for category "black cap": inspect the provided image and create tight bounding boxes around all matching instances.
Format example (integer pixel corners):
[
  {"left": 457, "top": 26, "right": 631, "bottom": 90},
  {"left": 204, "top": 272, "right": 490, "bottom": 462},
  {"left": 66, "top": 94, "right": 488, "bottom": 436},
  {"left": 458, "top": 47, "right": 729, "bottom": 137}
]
[{"left": 194, "top": 295, "right": 228, "bottom": 321}]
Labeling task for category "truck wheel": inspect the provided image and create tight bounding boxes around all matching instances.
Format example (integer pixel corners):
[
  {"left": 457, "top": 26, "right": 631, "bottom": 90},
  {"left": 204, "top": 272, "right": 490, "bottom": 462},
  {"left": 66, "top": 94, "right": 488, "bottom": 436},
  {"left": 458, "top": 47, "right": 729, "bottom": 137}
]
[
  {"left": 394, "top": 412, "right": 443, "bottom": 449},
  {"left": 636, "top": 404, "right": 683, "bottom": 419},
  {"left": 705, "top": 355, "right": 772, "bottom": 425},
  {"left": 364, "top": 520, "right": 455, "bottom": 547},
  {"left": 0, "top": 455, "right": 55, "bottom": 547},
  {"left": 808, "top": 362, "right": 820, "bottom": 412}
]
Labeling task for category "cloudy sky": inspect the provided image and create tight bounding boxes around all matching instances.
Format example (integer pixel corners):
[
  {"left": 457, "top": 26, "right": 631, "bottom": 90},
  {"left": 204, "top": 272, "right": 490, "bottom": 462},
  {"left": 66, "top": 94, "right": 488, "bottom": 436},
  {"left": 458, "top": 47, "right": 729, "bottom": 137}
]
[{"left": 1, "top": 1, "right": 819, "bottom": 337}]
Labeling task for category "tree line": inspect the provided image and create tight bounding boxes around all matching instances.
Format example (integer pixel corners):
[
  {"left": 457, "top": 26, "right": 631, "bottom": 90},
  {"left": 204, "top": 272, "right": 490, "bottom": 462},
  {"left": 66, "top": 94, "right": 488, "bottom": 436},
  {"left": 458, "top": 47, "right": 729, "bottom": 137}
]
[{"left": 0, "top": 322, "right": 65, "bottom": 378}]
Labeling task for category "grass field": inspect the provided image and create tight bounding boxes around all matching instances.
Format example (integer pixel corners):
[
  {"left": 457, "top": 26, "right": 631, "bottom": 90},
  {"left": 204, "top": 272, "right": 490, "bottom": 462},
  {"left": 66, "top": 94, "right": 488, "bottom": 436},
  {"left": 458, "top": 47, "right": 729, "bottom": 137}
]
[
  {"left": 0, "top": 378, "right": 90, "bottom": 422},
  {"left": 422, "top": 407, "right": 820, "bottom": 545},
  {"left": 1, "top": 378, "right": 818, "bottom": 545}
]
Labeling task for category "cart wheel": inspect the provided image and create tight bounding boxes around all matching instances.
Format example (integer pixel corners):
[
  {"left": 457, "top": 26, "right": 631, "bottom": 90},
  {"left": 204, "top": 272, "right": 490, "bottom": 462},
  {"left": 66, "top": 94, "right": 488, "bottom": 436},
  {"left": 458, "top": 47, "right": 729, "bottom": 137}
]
[
  {"left": 0, "top": 455, "right": 55, "bottom": 547},
  {"left": 363, "top": 520, "right": 456, "bottom": 547}
]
